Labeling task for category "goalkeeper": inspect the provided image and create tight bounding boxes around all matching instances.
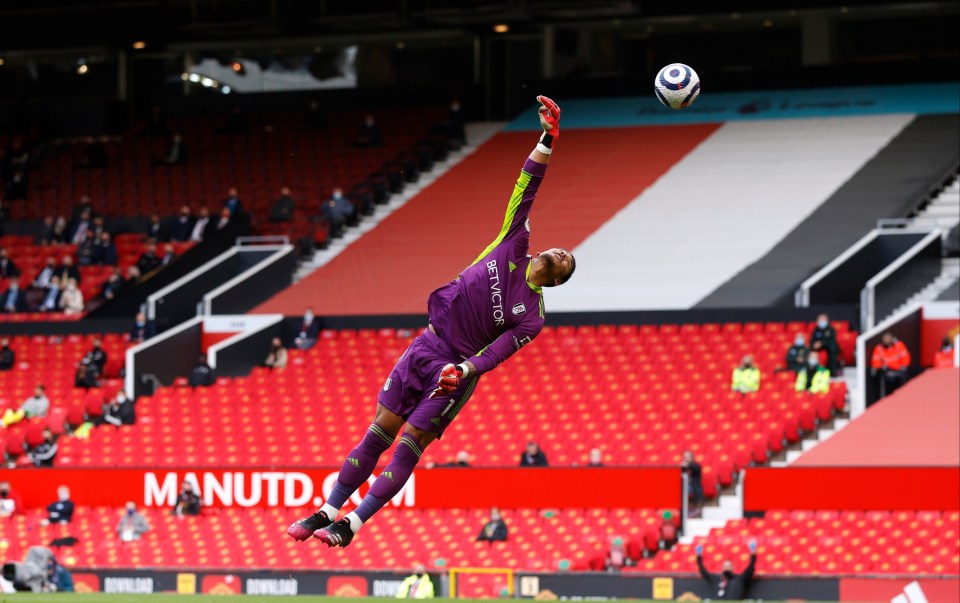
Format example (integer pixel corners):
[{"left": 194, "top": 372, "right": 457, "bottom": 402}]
[{"left": 288, "top": 95, "right": 576, "bottom": 548}]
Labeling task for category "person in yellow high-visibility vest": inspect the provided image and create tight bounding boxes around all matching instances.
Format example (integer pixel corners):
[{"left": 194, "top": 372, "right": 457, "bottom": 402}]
[
  {"left": 731, "top": 355, "right": 761, "bottom": 394},
  {"left": 396, "top": 564, "right": 434, "bottom": 599},
  {"left": 795, "top": 353, "right": 830, "bottom": 394}
]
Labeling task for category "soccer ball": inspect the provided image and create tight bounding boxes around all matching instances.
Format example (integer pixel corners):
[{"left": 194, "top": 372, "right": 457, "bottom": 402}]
[{"left": 654, "top": 63, "right": 701, "bottom": 110}]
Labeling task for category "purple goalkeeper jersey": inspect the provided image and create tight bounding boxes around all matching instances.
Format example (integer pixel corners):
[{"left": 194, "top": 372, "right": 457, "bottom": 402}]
[{"left": 427, "top": 157, "right": 548, "bottom": 376}]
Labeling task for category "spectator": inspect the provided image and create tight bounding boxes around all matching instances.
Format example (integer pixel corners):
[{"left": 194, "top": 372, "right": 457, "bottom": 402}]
[
  {"left": 2, "top": 384, "right": 50, "bottom": 427},
  {"left": 160, "top": 133, "right": 187, "bottom": 165},
  {"left": 59, "top": 278, "right": 84, "bottom": 315},
  {"left": 795, "top": 353, "right": 830, "bottom": 394},
  {"left": 784, "top": 333, "right": 809, "bottom": 373},
  {"left": 37, "top": 276, "right": 62, "bottom": 312},
  {"left": 146, "top": 213, "right": 167, "bottom": 242},
  {"left": 355, "top": 114, "right": 382, "bottom": 147},
  {"left": 57, "top": 255, "right": 81, "bottom": 284},
  {"left": 74, "top": 358, "right": 100, "bottom": 389},
  {"left": 130, "top": 312, "right": 157, "bottom": 342},
  {"left": 117, "top": 502, "right": 150, "bottom": 542},
  {"left": 433, "top": 450, "right": 471, "bottom": 468},
  {"left": 659, "top": 510, "right": 678, "bottom": 549},
  {"left": 810, "top": 313, "right": 840, "bottom": 375},
  {"left": 0, "top": 248, "right": 19, "bottom": 278},
  {"left": 125, "top": 265, "right": 142, "bottom": 287},
  {"left": 189, "top": 355, "right": 215, "bottom": 387},
  {"left": 136, "top": 243, "right": 162, "bottom": 275},
  {"left": 934, "top": 336, "right": 956, "bottom": 369},
  {"left": 268, "top": 187, "right": 295, "bottom": 222},
  {"left": 72, "top": 194, "right": 94, "bottom": 220},
  {"left": 696, "top": 541, "right": 757, "bottom": 600},
  {"left": 28, "top": 428, "right": 58, "bottom": 467},
  {"left": 519, "top": 441, "right": 548, "bottom": 467},
  {"left": 190, "top": 207, "right": 212, "bottom": 242},
  {"left": 69, "top": 208, "right": 93, "bottom": 245},
  {"left": 84, "top": 338, "right": 107, "bottom": 375},
  {"left": 169, "top": 206, "right": 194, "bottom": 242},
  {"left": 395, "top": 563, "right": 434, "bottom": 599},
  {"left": 0, "top": 481, "right": 23, "bottom": 517},
  {"left": 730, "top": 355, "right": 760, "bottom": 394},
  {"left": 587, "top": 448, "right": 604, "bottom": 467},
  {"left": 160, "top": 244, "right": 177, "bottom": 267},
  {"left": 293, "top": 307, "right": 320, "bottom": 349},
  {"left": 214, "top": 207, "right": 232, "bottom": 231},
  {"left": 446, "top": 99, "right": 466, "bottom": 148},
  {"left": 223, "top": 187, "right": 244, "bottom": 217},
  {"left": 264, "top": 337, "right": 288, "bottom": 369},
  {"left": 101, "top": 268, "right": 125, "bottom": 300},
  {"left": 0, "top": 337, "right": 15, "bottom": 370},
  {"left": 606, "top": 536, "right": 629, "bottom": 571},
  {"left": 39, "top": 215, "right": 68, "bottom": 246},
  {"left": 103, "top": 390, "right": 136, "bottom": 427},
  {"left": 95, "top": 231, "right": 118, "bottom": 265},
  {"left": 476, "top": 507, "right": 508, "bottom": 542},
  {"left": 681, "top": 450, "right": 703, "bottom": 517},
  {"left": 2, "top": 280, "right": 26, "bottom": 313},
  {"left": 45, "top": 486, "right": 74, "bottom": 525},
  {"left": 91, "top": 215, "right": 107, "bottom": 239},
  {"left": 76, "top": 230, "right": 98, "bottom": 266},
  {"left": 870, "top": 332, "right": 912, "bottom": 397},
  {"left": 32, "top": 257, "right": 57, "bottom": 289},
  {"left": 322, "top": 188, "right": 355, "bottom": 238},
  {"left": 173, "top": 482, "right": 201, "bottom": 517}
]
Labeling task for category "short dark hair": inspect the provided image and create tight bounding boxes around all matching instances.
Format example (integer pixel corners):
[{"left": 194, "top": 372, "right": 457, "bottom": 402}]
[{"left": 560, "top": 253, "right": 576, "bottom": 285}]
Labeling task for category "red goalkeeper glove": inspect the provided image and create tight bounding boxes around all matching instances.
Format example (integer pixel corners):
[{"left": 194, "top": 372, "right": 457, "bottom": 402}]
[
  {"left": 536, "top": 95, "right": 561, "bottom": 152},
  {"left": 429, "top": 363, "right": 468, "bottom": 399}
]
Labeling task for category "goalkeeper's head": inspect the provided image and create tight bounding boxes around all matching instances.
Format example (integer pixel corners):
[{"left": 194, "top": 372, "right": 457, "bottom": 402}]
[{"left": 535, "top": 247, "right": 576, "bottom": 287}]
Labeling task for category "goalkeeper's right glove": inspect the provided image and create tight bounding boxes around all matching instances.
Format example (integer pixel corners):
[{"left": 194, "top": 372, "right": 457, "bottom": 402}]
[
  {"left": 536, "top": 95, "right": 561, "bottom": 153},
  {"left": 428, "top": 363, "right": 470, "bottom": 399}
]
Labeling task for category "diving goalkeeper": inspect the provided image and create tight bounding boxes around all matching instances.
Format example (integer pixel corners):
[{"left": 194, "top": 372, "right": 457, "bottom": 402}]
[{"left": 287, "top": 95, "right": 575, "bottom": 548}]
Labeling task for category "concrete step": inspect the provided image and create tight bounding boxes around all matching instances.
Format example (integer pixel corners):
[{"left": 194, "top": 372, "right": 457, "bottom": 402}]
[{"left": 679, "top": 518, "right": 726, "bottom": 544}]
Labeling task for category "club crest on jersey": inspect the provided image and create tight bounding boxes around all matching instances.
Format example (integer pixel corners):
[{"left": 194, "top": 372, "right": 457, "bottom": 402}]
[
  {"left": 382, "top": 378, "right": 392, "bottom": 392},
  {"left": 512, "top": 302, "right": 526, "bottom": 315}
]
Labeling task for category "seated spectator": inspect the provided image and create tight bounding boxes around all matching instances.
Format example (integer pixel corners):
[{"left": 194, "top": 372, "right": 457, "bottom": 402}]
[
  {"left": 681, "top": 450, "right": 704, "bottom": 517},
  {"left": 430, "top": 450, "right": 471, "bottom": 468},
  {"left": 126, "top": 265, "right": 142, "bottom": 287},
  {"left": 103, "top": 390, "right": 136, "bottom": 427},
  {"left": 136, "top": 243, "right": 162, "bottom": 275},
  {"left": 57, "top": 255, "right": 81, "bottom": 284},
  {"left": 292, "top": 307, "right": 320, "bottom": 350},
  {"left": 92, "top": 215, "right": 107, "bottom": 238},
  {"left": 355, "top": 114, "right": 382, "bottom": 147},
  {"left": 214, "top": 207, "right": 232, "bottom": 232},
  {"left": 158, "top": 133, "right": 187, "bottom": 165},
  {"left": 76, "top": 230, "right": 98, "bottom": 266},
  {"left": 84, "top": 338, "right": 107, "bottom": 374},
  {"left": 395, "top": 563, "right": 434, "bottom": 599},
  {"left": 173, "top": 482, "right": 201, "bottom": 516},
  {"left": 795, "top": 353, "right": 830, "bottom": 394},
  {"left": 0, "top": 481, "right": 23, "bottom": 517},
  {"left": 519, "top": 441, "right": 548, "bottom": 467},
  {"left": 100, "top": 268, "right": 125, "bottom": 300},
  {"left": 189, "top": 355, "right": 215, "bottom": 387},
  {"left": 95, "top": 232, "right": 118, "bottom": 265},
  {"left": 117, "top": 502, "right": 150, "bottom": 542},
  {"left": 146, "top": 213, "right": 167, "bottom": 242},
  {"left": 606, "top": 536, "right": 629, "bottom": 571},
  {"left": 731, "top": 355, "right": 760, "bottom": 394},
  {"left": 587, "top": 448, "right": 604, "bottom": 467},
  {"left": 223, "top": 187, "right": 244, "bottom": 217},
  {"left": 39, "top": 215, "right": 68, "bottom": 246},
  {"left": 69, "top": 209, "right": 93, "bottom": 245},
  {"left": 934, "top": 336, "right": 956, "bottom": 369},
  {"left": 810, "top": 313, "right": 840, "bottom": 375},
  {"left": 37, "top": 276, "right": 62, "bottom": 312},
  {"left": 190, "top": 207, "right": 212, "bottom": 242},
  {"left": 0, "top": 337, "right": 15, "bottom": 370},
  {"left": 0, "top": 248, "right": 20, "bottom": 278},
  {"left": 321, "top": 188, "right": 355, "bottom": 238},
  {"left": 130, "top": 311, "right": 157, "bottom": 342},
  {"left": 264, "top": 337, "right": 288, "bottom": 369},
  {"left": 169, "top": 206, "right": 194, "bottom": 242},
  {"left": 45, "top": 486, "right": 74, "bottom": 525},
  {"left": 2, "top": 279, "right": 26, "bottom": 313},
  {"left": 870, "top": 332, "right": 912, "bottom": 397},
  {"left": 32, "top": 257, "right": 57, "bottom": 289},
  {"left": 160, "top": 244, "right": 176, "bottom": 267},
  {"left": 784, "top": 333, "right": 809, "bottom": 373},
  {"left": 28, "top": 428, "right": 58, "bottom": 467},
  {"left": 659, "top": 510, "right": 678, "bottom": 549},
  {"left": 269, "top": 187, "right": 295, "bottom": 222},
  {"left": 476, "top": 507, "right": 508, "bottom": 542},
  {"left": 74, "top": 358, "right": 100, "bottom": 389},
  {"left": 2, "top": 384, "right": 50, "bottom": 427},
  {"left": 59, "top": 278, "right": 84, "bottom": 314}
]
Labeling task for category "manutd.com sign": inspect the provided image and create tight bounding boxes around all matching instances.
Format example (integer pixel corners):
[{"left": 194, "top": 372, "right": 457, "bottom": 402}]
[{"left": 0, "top": 467, "right": 680, "bottom": 510}]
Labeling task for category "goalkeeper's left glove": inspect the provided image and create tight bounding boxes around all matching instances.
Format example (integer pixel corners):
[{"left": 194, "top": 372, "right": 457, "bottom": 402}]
[
  {"left": 536, "top": 95, "right": 561, "bottom": 153},
  {"left": 428, "top": 363, "right": 470, "bottom": 399}
]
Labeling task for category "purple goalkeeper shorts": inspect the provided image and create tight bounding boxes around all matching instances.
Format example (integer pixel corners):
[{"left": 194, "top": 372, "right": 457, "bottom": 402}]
[{"left": 377, "top": 327, "right": 479, "bottom": 437}]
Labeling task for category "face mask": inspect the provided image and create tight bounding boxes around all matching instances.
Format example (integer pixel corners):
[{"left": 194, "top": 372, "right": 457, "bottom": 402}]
[
  {"left": 808, "top": 357, "right": 818, "bottom": 367},
  {"left": 0, "top": 490, "right": 8, "bottom": 498},
  {"left": 333, "top": 192, "right": 342, "bottom": 200},
  {"left": 723, "top": 570, "right": 734, "bottom": 579},
  {"left": 416, "top": 572, "right": 424, "bottom": 577},
  {"left": 795, "top": 337, "right": 804, "bottom": 346},
  {"left": 817, "top": 319, "right": 828, "bottom": 328},
  {"left": 59, "top": 492, "right": 69, "bottom": 501},
  {"left": 127, "top": 509, "right": 135, "bottom": 516}
]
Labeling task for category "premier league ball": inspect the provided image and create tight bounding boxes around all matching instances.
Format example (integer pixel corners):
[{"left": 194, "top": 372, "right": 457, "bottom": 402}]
[{"left": 654, "top": 63, "right": 701, "bottom": 110}]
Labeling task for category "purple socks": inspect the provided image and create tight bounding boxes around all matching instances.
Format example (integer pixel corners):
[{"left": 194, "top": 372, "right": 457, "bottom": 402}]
[
  {"left": 325, "top": 423, "right": 395, "bottom": 510},
  {"left": 355, "top": 433, "right": 423, "bottom": 522}
]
